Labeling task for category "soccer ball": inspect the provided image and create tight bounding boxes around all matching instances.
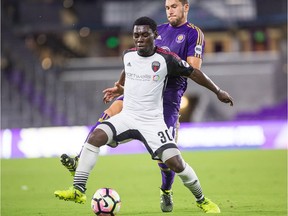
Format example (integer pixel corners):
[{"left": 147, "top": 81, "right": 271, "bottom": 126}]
[{"left": 91, "top": 188, "right": 121, "bottom": 216}]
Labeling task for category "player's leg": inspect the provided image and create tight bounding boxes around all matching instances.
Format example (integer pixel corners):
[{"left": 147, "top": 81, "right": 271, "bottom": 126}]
[
  {"left": 158, "top": 160, "right": 175, "bottom": 212},
  {"left": 158, "top": 114, "right": 179, "bottom": 212},
  {"left": 162, "top": 152, "right": 220, "bottom": 213},
  {"left": 60, "top": 98, "right": 124, "bottom": 176},
  {"left": 55, "top": 113, "right": 129, "bottom": 203},
  {"left": 149, "top": 120, "right": 220, "bottom": 213},
  {"left": 54, "top": 128, "right": 108, "bottom": 203}
]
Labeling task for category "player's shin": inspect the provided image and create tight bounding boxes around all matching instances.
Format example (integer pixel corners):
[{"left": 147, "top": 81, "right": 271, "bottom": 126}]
[
  {"left": 177, "top": 163, "right": 204, "bottom": 202},
  {"left": 73, "top": 142, "right": 100, "bottom": 193},
  {"left": 158, "top": 161, "right": 175, "bottom": 190}
]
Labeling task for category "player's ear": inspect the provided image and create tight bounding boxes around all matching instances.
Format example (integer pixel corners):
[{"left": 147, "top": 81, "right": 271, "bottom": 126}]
[{"left": 184, "top": 3, "right": 189, "bottom": 12}]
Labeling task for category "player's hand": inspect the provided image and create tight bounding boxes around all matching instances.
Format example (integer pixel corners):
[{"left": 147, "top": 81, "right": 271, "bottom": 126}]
[
  {"left": 103, "top": 82, "right": 124, "bottom": 104},
  {"left": 216, "top": 89, "right": 234, "bottom": 106}
]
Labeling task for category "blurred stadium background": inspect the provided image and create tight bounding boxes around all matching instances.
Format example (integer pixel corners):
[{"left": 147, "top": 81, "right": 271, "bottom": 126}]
[{"left": 1, "top": 0, "right": 287, "bottom": 159}]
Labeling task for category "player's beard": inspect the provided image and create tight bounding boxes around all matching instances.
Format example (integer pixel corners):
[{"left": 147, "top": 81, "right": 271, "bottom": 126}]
[{"left": 168, "top": 11, "right": 185, "bottom": 27}]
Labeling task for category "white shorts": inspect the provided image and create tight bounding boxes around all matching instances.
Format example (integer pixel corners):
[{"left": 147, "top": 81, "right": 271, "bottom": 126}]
[{"left": 96, "top": 111, "right": 180, "bottom": 161}]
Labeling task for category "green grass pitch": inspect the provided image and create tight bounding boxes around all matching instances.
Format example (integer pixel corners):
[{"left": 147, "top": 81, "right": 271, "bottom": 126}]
[{"left": 1, "top": 149, "right": 287, "bottom": 216}]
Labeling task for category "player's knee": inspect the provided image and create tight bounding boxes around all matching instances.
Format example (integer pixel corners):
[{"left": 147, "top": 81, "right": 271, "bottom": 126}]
[
  {"left": 104, "top": 108, "right": 113, "bottom": 117},
  {"left": 164, "top": 155, "right": 185, "bottom": 173},
  {"left": 95, "top": 123, "right": 114, "bottom": 145},
  {"left": 87, "top": 128, "right": 108, "bottom": 147},
  {"left": 105, "top": 100, "right": 123, "bottom": 116}
]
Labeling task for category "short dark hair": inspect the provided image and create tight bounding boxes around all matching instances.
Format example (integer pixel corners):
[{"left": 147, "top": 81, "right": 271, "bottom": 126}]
[
  {"left": 133, "top": 16, "right": 157, "bottom": 32},
  {"left": 179, "top": 0, "right": 189, "bottom": 5}
]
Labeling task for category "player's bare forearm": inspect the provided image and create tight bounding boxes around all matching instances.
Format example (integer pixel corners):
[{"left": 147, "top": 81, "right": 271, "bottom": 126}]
[
  {"left": 118, "top": 70, "right": 125, "bottom": 86},
  {"left": 189, "top": 69, "right": 219, "bottom": 93},
  {"left": 189, "top": 69, "right": 234, "bottom": 106}
]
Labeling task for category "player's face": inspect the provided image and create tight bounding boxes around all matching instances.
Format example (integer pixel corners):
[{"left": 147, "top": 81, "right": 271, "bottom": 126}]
[
  {"left": 133, "top": 25, "right": 156, "bottom": 56},
  {"left": 165, "top": 0, "right": 189, "bottom": 27}
]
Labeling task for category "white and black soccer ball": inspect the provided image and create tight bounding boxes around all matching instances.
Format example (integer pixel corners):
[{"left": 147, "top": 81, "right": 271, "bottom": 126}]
[{"left": 91, "top": 188, "right": 121, "bottom": 216}]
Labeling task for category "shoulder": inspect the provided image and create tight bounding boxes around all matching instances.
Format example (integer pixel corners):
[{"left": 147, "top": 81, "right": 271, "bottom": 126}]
[
  {"left": 155, "top": 47, "right": 181, "bottom": 62},
  {"left": 186, "top": 23, "right": 204, "bottom": 36},
  {"left": 123, "top": 47, "right": 137, "bottom": 56},
  {"left": 157, "top": 22, "right": 169, "bottom": 31}
]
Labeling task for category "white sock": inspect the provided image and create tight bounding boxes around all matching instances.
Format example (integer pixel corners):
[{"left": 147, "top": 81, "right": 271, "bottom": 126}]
[
  {"left": 177, "top": 163, "right": 204, "bottom": 201},
  {"left": 73, "top": 143, "right": 100, "bottom": 192}
]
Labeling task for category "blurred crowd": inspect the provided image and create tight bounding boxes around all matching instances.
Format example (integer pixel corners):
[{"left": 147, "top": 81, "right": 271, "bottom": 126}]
[{"left": 1, "top": 0, "right": 287, "bottom": 129}]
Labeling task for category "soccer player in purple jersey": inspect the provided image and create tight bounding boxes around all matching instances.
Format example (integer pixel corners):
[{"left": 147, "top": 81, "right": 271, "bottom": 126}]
[
  {"left": 60, "top": 0, "right": 233, "bottom": 212},
  {"left": 55, "top": 16, "right": 231, "bottom": 213}
]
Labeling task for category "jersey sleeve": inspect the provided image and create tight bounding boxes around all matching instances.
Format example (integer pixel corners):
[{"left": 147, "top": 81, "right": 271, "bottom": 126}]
[
  {"left": 187, "top": 24, "right": 205, "bottom": 59},
  {"left": 167, "top": 54, "right": 194, "bottom": 77}
]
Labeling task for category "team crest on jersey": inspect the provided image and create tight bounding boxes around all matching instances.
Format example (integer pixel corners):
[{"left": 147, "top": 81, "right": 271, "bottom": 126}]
[
  {"left": 176, "top": 34, "right": 185, "bottom": 43},
  {"left": 151, "top": 61, "right": 160, "bottom": 72}
]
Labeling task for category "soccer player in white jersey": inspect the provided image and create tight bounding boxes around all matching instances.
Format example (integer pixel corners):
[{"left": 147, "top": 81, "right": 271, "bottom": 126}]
[
  {"left": 60, "top": 0, "right": 233, "bottom": 212},
  {"left": 54, "top": 16, "right": 233, "bottom": 213}
]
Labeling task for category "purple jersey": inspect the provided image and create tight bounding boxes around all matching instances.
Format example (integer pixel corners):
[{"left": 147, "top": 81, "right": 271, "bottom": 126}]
[
  {"left": 155, "top": 22, "right": 205, "bottom": 132},
  {"left": 109, "top": 22, "right": 205, "bottom": 138}
]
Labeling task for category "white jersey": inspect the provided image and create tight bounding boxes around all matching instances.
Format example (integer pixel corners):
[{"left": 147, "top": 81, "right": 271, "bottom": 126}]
[
  {"left": 122, "top": 47, "right": 193, "bottom": 120},
  {"left": 97, "top": 47, "right": 194, "bottom": 160}
]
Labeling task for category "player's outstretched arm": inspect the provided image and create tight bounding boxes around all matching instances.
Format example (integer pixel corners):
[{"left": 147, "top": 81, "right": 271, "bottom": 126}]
[{"left": 189, "top": 68, "right": 233, "bottom": 106}]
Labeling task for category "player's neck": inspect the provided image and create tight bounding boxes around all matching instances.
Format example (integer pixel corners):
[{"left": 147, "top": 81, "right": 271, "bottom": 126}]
[
  {"left": 171, "top": 20, "right": 187, "bottom": 28},
  {"left": 180, "top": 18, "right": 188, "bottom": 24},
  {"left": 137, "top": 46, "right": 156, "bottom": 57}
]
